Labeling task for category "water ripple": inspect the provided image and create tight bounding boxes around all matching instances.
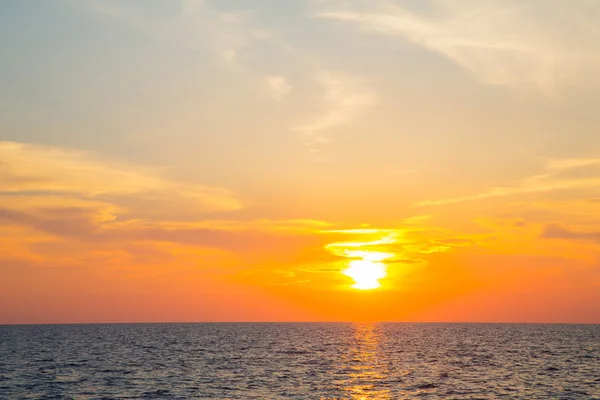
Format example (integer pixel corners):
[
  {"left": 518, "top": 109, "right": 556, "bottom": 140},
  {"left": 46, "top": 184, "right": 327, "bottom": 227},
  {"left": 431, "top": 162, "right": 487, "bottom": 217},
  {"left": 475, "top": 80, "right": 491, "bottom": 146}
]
[{"left": 0, "top": 323, "right": 599, "bottom": 399}]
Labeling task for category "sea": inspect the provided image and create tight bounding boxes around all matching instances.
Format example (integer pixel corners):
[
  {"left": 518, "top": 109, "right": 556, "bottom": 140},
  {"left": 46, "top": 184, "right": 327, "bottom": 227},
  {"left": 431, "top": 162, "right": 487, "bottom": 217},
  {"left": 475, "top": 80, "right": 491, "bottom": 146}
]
[{"left": 0, "top": 323, "right": 599, "bottom": 399}]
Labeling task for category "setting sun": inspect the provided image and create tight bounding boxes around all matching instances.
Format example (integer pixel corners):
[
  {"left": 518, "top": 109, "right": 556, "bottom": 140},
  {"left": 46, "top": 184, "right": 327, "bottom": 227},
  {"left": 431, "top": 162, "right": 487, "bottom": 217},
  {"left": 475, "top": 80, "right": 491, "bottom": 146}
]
[
  {"left": 343, "top": 259, "right": 387, "bottom": 290},
  {"left": 325, "top": 233, "right": 396, "bottom": 290},
  {"left": 341, "top": 249, "right": 393, "bottom": 290}
]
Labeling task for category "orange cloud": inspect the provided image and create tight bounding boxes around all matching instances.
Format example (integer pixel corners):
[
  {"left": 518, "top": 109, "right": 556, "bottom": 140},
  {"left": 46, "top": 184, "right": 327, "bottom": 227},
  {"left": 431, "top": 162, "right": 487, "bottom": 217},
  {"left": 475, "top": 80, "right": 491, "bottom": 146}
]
[{"left": 0, "top": 141, "right": 241, "bottom": 216}]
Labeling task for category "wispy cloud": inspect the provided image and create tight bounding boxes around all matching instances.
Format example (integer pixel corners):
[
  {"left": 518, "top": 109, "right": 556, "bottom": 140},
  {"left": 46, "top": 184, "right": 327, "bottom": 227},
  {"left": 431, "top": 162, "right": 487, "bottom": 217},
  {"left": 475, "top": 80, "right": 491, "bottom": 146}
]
[
  {"left": 73, "top": 0, "right": 378, "bottom": 155},
  {"left": 0, "top": 141, "right": 240, "bottom": 215},
  {"left": 0, "top": 205, "right": 330, "bottom": 253},
  {"left": 266, "top": 75, "right": 293, "bottom": 101},
  {"left": 417, "top": 157, "right": 600, "bottom": 206},
  {"left": 0, "top": 142, "right": 340, "bottom": 259},
  {"left": 542, "top": 224, "right": 600, "bottom": 242},
  {"left": 73, "top": 0, "right": 275, "bottom": 66},
  {"left": 292, "top": 72, "right": 377, "bottom": 153},
  {"left": 315, "top": 0, "right": 600, "bottom": 95},
  {"left": 180, "top": 0, "right": 257, "bottom": 64}
]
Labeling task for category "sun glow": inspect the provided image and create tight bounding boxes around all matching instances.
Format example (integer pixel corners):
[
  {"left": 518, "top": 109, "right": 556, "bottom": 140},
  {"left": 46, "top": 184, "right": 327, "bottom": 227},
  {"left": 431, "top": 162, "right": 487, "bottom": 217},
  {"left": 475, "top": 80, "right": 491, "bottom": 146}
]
[
  {"left": 325, "top": 230, "right": 399, "bottom": 290},
  {"left": 343, "top": 258, "right": 387, "bottom": 290}
]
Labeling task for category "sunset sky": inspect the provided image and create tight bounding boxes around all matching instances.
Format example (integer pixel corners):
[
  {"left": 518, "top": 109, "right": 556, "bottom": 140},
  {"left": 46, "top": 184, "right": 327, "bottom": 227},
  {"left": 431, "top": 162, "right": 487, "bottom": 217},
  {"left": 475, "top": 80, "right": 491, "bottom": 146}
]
[{"left": 2, "top": 0, "right": 600, "bottom": 324}]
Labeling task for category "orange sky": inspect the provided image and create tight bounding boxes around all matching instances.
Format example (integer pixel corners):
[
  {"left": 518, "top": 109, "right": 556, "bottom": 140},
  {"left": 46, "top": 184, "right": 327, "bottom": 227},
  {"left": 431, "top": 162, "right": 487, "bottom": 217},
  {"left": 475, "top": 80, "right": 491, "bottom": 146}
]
[{"left": 1, "top": 0, "right": 600, "bottom": 324}]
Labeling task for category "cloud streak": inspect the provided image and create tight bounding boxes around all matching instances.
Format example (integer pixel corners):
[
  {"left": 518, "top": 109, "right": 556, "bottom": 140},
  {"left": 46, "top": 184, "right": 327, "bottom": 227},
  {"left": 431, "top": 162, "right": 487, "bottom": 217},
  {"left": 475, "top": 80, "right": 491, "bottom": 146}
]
[
  {"left": 417, "top": 157, "right": 600, "bottom": 206},
  {"left": 0, "top": 141, "right": 240, "bottom": 215},
  {"left": 541, "top": 224, "right": 600, "bottom": 242},
  {"left": 316, "top": 0, "right": 600, "bottom": 95},
  {"left": 292, "top": 72, "right": 377, "bottom": 153}
]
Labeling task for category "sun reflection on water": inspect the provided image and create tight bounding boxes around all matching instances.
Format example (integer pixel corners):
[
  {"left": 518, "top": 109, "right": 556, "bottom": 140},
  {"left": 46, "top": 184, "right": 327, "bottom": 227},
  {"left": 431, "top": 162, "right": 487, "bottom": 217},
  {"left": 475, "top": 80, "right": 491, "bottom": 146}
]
[{"left": 337, "top": 323, "right": 391, "bottom": 399}]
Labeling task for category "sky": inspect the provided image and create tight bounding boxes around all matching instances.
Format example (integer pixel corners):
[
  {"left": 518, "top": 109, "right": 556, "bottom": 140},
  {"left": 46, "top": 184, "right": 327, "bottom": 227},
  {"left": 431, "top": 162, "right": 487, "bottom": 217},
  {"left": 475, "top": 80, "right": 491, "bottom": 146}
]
[{"left": 1, "top": 0, "right": 600, "bottom": 324}]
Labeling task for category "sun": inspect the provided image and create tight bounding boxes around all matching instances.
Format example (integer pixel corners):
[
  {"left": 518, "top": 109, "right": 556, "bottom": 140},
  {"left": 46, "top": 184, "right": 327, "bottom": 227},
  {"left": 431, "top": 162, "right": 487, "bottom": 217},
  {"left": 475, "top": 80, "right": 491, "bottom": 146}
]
[
  {"left": 343, "top": 259, "right": 387, "bottom": 290},
  {"left": 324, "top": 230, "right": 398, "bottom": 290}
]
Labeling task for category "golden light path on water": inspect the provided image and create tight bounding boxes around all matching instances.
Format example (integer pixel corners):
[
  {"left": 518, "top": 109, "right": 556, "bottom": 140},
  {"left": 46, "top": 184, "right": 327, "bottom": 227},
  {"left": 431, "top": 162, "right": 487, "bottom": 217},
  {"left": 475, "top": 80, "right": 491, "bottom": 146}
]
[
  {"left": 325, "top": 230, "right": 399, "bottom": 290},
  {"left": 339, "top": 323, "right": 391, "bottom": 399}
]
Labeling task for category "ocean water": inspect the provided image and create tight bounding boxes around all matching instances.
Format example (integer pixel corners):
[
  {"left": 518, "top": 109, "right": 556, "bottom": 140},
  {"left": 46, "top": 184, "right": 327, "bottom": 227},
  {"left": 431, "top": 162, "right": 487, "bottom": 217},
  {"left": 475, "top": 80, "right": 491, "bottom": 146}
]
[{"left": 0, "top": 323, "right": 599, "bottom": 399}]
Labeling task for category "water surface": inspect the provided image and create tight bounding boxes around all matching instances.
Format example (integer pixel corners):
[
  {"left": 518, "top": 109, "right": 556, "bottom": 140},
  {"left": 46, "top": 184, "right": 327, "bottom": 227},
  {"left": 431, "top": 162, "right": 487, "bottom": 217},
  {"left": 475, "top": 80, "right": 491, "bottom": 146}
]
[{"left": 1, "top": 323, "right": 599, "bottom": 399}]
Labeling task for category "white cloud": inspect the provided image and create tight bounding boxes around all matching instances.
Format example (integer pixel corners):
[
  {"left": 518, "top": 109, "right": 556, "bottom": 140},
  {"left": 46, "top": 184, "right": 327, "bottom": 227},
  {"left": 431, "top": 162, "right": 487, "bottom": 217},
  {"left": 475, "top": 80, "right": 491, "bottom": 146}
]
[
  {"left": 266, "top": 75, "right": 293, "bottom": 101},
  {"left": 293, "top": 72, "right": 377, "bottom": 152},
  {"left": 316, "top": 0, "right": 600, "bottom": 95}
]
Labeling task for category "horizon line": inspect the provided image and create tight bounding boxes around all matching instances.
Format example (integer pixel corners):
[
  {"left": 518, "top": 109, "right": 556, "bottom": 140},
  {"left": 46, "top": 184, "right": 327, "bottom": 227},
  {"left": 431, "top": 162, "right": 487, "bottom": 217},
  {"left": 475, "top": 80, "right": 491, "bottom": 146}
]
[{"left": 2, "top": 321, "right": 599, "bottom": 326}]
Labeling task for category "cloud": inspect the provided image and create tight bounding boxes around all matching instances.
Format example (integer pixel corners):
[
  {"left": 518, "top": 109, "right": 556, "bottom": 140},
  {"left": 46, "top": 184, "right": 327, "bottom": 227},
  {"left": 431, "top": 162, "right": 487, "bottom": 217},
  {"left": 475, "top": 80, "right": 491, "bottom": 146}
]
[
  {"left": 0, "top": 141, "right": 351, "bottom": 273},
  {"left": 417, "top": 157, "right": 600, "bottom": 206},
  {"left": 0, "top": 207, "right": 104, "bottom": 239},
  {"left": 315, "top": 0, "right": 600, "bottom": 95},
  {"left": 322, "top": 226, "right": 470, "bottom": 264},
  {"left": 546, "top": 158, "right": 600, "bottom": 172},
  {"left": 541, "top": 224, "right": 600, "bottom": 242},
  {"left": 73, "top": 0, "right": 273, "bottom": 66},
  {"left": 179, "top": 0, "right": 294, "bottom": 67},
  {"left": 73, "top": 1, "right": 378, "bottom": 156},
  {"left": 180, "top": 0, "right": 253, "bottom": 64},
  {"left": 292, "top": 72, "right": 377, "bottom": 152},
  {"left": 0, "top": 201, "right": 335, "bottom": 259},
  {"left": 266, "top": 75, "right": 293, "bottom": 100},
  {"left": 0, "top": 141, "right": 240, "bottom": 215}
]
